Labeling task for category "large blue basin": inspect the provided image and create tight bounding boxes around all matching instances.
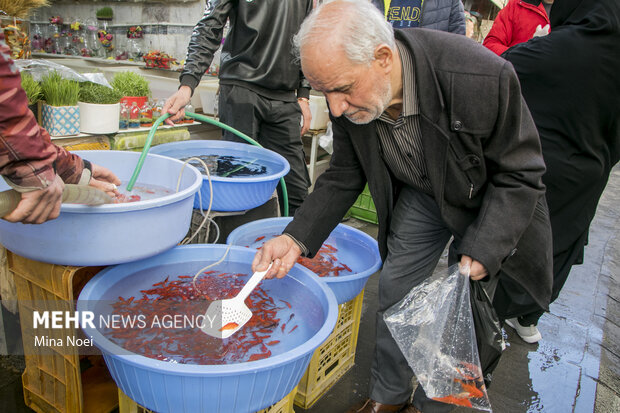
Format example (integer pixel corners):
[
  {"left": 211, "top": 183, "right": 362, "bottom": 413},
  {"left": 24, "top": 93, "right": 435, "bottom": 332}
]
[
  {"left": 227, "top": 217, "right": 382, "bottom": 304},
  {"left": 0, "top": 151, "right": 201, "bottom": 266},
  {"left": 150, "top": 140, "right": 289, "bottom": 212},
  {"left": 77, "top": 244, "right": 338, "bottom": 413}
]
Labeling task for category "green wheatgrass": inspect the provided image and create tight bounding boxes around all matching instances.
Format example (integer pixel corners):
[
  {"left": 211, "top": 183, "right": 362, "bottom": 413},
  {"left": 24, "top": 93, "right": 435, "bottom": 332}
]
[
  {"left": 79, "top": 82, "right": 122, "bottom": 104},
  {"left": 40, "top": 71, "right": 80, "bottom": 107},
  {"left": 20, "top": 72, "right": 42, "bottom": 105},
  {"left": 96, "top": 7, "right": 113, "bottom": 20},
  {"left": 110, "top": 71, "right": 151, "bottom": 98}
]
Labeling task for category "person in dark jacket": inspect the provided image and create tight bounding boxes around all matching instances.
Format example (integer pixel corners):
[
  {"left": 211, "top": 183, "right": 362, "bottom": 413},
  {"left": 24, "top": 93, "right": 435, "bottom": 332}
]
[
  {"left": 498, "top": 0, "right": 620, "bottom": 343},
  {"left": 163, "top": 0, "right": 313, "bottom": 214},
  {"left": 252, "top": 1, "right": 552, "bottom": 412},
  {"left": 483, "top": 0, "right": 553, "bottom": 56},
  {"left": 371, "top": 0, "right": 465, "bottom": 34}
]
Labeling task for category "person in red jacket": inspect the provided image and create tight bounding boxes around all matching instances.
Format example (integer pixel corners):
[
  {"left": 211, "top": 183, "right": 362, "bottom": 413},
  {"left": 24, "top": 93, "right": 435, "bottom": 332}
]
[
  {"left": 0, "top": 33, "right": 120, "bottom": 224},
  {"left": 483, "top": 0, "right": 553, "bottom": 56}
]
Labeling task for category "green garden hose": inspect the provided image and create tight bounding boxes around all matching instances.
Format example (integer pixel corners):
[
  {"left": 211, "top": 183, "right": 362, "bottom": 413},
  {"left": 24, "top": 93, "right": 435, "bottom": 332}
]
[{"left": 127, "top": 112, "right": 290, "bottom": 217}]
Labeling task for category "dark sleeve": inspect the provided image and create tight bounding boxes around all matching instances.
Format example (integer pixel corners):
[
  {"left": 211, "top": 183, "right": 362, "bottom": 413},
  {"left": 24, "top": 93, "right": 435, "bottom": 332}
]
[
  {"left": 449, "top": 0, "right": 466, "bottom": 35},
  {"left": 456, "top": 62, "right": 546, "bottom": 277},
  {"left": 180, "top": 0, "right": 234, "bottom": 94},
  {"left": 284, "top": 117, "right": 367, "bottom": 256},
  {"left": 296, "top": 0, "right": 314, "bottom": 100}
]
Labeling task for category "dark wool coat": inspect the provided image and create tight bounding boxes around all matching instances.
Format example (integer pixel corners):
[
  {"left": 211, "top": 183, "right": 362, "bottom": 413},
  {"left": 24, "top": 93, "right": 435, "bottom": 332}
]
[{"left": 285, "top": 29, "right": 553, "bottom": 312}]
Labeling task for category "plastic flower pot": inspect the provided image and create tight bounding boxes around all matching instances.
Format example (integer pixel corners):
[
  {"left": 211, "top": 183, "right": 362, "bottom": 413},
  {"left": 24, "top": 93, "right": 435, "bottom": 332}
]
[
  {"left": 78, "top": 102, "right": 120, "bottom": 134},
  {"left": 42, "top": 103, "right": 80, "bottom": 136},
  {"left": 120, "top": 96, "right": 148, "bottom": 108}
]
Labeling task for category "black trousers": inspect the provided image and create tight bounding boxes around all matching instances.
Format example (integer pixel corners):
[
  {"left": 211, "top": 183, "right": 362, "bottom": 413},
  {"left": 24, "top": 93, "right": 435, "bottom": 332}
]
[{"left": 218, "top": 84, "right": 310, "bottom": 215}]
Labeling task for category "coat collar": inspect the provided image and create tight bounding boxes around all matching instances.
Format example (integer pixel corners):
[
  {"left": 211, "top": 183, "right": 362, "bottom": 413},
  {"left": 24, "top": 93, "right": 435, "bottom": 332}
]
[{"left": 394, "top": 30, "right": 445, "bottom": 124}]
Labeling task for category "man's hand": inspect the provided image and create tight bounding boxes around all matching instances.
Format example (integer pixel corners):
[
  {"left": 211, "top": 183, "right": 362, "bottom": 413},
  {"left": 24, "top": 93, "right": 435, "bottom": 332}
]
[
  {"left": 459, "top": 255, "right": 489, "bottom": 281},
  {"left": 252, "top": 234, "right": 303, "bottom": 279},
  {"left": 3, "top": 175, "right": 64, "bottom": 224},
  {"left": 299, "top": 98, "right": 312, "bottom": 136},
  {"left": 89, "top": 163, "right": 121, "bottom": 197},
  {"left": 532, "top": 24, "right": 550, "bottom": 38},
  {"left": 163, "top": 86, "right": 192, "bottom": 126}
]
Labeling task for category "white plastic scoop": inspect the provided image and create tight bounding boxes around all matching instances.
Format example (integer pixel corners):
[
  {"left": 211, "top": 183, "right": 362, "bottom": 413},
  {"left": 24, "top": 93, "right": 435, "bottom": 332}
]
[{"left": 200, "top": 263, "right": 273, "bottom": 339}]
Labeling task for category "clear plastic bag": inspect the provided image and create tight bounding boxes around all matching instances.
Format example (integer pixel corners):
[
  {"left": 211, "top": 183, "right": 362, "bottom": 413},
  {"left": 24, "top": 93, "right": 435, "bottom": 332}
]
[
  {"left": 384, "top": 264, "right": 492, "bottom": 411},
  {"left": 318, "top": 121, "right": 333, "bottom": 154},
  {"left": 13, "top": 59, "right": 111, "bottom": 87}
]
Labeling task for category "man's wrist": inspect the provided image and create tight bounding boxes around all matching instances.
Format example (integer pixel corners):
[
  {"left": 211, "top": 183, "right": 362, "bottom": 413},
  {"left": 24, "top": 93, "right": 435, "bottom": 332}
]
[
  {"left": 283, "top": 232, "right": 309, "bottom": 256},
  {"left": 179, "top": 76, "right": 198, "bottom": 96},
  {"left": 297, "top": 97, "right": 309, "bottom": 103}
]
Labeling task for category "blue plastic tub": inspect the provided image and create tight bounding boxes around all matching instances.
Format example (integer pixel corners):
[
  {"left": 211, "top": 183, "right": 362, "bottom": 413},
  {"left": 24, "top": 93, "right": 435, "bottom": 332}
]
[
  {"left": 77, "top": 245, "right": 338, "bottom": 413},
  {"left": 227, "top": 217, "right": 383, "bottom": 304},
  {"left": 0, "top": 151, "right": 201, "bottom": 266},
  {"left": 150, "top": 140, "right": 290, "bottom": 212}
]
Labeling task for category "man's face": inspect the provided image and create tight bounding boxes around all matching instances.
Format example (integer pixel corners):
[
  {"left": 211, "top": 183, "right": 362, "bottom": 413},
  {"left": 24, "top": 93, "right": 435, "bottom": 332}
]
[{"left": 301, "top": 43, "right": 392, "bottom": 125}]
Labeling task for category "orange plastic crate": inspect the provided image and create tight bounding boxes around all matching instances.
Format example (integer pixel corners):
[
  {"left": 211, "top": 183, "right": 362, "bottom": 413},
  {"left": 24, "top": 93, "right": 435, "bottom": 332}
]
[{"left": 8, "top": 252, "right": 117, "bottom": 413}]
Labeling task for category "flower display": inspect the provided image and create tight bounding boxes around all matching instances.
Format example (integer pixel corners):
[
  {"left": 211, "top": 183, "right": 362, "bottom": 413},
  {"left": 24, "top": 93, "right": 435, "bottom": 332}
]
[
  {"left": 143, "top": 51, "right": 176, "bottom": 69},
  {"left": 127, "top": 26, "right": 143, "bottom": 39},
  {"left": 98, "top": 29, "right": 114, "bottom": 50}
]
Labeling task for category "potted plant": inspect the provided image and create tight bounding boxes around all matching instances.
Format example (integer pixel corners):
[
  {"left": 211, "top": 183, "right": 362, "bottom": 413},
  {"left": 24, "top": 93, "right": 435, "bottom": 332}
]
[
  {"left": 95, "top": 7, "right": 113, "bottom": 21},
  {"left": 111, "top": 71, "right": 151, "bottom": 108},
  {"left": 40, "top": 71, "right": 80, "bottom": 136},
  {"left": 78, "top": 82, "right": 123, "bottom": 134},
  {"left": 20, "top": 72, "right": 42, "bottom": 121}
]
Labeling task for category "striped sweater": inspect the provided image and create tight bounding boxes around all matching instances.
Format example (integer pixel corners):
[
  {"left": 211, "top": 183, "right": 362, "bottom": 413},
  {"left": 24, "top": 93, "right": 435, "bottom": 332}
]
[{"left": 0, "top": 33, "right": 84, "bottom": 191}]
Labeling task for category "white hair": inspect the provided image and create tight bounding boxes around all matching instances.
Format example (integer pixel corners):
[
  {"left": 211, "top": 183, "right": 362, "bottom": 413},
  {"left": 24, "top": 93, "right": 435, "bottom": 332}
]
[{"left": 293, "top": 0, "right": 395, "bottom": 66}]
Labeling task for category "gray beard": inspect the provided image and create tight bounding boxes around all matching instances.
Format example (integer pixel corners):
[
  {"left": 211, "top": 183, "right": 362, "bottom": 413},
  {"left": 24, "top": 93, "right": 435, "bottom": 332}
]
[{"left": 346, "top": 81, "right": 393, "bottom": 125}]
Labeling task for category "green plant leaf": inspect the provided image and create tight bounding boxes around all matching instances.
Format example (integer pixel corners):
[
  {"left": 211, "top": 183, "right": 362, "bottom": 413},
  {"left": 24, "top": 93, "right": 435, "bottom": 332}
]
[
  {"left": 96, "top": 7, "right": 114, "bottom": 19},
  {"left": 20, "top": 72, "right": 42, "bottom": 106},
  {"left": 111, "top": 71, "right": 151, "bottom": 98},
  {"left": 40, "top": 71, "right": 80, "bottom": 106},
  {"left": 79, "top": 82, "right": 122, "bottom": 104}
]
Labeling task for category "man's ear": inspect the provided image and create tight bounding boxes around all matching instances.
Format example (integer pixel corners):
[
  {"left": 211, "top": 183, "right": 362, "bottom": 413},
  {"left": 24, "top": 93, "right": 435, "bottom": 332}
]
[{"left": 374, "top": 44, "right": 394, "bottom": 71}]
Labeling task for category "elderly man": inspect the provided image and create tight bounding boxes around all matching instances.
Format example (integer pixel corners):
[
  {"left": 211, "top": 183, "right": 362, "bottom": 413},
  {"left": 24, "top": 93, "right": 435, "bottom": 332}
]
[{"left": 253, "top": 1, "right": 552, "bottom": 412}]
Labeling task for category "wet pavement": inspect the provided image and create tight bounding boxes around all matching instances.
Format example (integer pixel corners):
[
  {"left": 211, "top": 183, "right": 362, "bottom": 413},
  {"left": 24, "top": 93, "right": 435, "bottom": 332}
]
[{"left": 1, "top": 165, "right": 619, "bottom": 413}]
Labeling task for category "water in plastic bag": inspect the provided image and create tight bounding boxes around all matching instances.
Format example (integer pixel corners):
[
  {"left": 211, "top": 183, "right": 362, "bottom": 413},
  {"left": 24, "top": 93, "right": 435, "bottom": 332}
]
[{"left": 384, "top": 264, "right": 492, "bottom": 411}]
